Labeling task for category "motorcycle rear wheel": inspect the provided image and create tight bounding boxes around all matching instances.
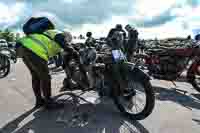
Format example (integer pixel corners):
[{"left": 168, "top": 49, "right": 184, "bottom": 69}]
[{"left": 112, "top": 79, "right": 155, "bottom": 120}]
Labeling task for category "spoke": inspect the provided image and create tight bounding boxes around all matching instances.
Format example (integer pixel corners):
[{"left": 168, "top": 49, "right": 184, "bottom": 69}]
[
  {"left": 123, "top": 80, "right": 147, "bottom": 114},
  {"left": 132, "top": 95, "right": 137, "bottom": 112},
  {"left": 134, "top": 98, "right": 139, "bottom": 113},
  {"left": 135, "top": 99, "right": 144, "bottom": 109},
  {"left": 135, "top": 103, "right": 141, "bottom": 112},
  {"left": 127, "top": 101, "right": 133, "bottom": 111},
  {"left": 135, "top": 95, "right": 143, "bottom": 111}
]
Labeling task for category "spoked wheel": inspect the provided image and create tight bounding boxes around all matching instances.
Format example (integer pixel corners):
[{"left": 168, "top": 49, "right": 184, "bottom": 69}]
[
  {"left": 113, "top": 79, "right": 155, "bottom": 120},
  {"left": 0, "top": 54, "right": 11, "bottom": 78}
]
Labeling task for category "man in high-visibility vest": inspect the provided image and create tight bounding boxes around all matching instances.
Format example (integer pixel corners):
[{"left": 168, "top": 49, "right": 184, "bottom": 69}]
[{"left": 16, "top": 18, "right": 78, "bottom": 109}]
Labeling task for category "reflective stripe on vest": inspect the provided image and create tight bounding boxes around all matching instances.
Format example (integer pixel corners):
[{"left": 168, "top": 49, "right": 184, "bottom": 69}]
[
  {"left": 43, "top": 30, "right": 62, "bottom": 57},
  {"left": 19, "top": 30, "right": 62, "bottom": 61},
  {"left": 28, "top": 35, "right": 49, "bottom": 58},
  {"left": 43, "top": 31, "right": 54, "bottom": 41}
]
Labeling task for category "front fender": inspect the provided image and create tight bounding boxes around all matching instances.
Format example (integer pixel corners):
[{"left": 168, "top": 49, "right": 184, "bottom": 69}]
[{"left": 129, "top": 67, "right": 151, "bottom": 82}]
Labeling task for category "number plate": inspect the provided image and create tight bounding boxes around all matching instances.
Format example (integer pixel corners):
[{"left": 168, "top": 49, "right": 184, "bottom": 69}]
[{"left": 112, "top": 50, "right": 126, "bottom": 62}]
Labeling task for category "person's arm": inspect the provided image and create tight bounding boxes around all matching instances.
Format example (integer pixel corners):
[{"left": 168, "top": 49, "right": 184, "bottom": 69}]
[
  {"left": 15, "top": 42, "right": 24, "bottom": 58},
  {"left": 107, "top": 29, "right": 115, "bottom": 38},
  {"left": 121, "top": 29, "right": 126, "bottom": 39},
  {"left": 54, "top": 34, "right": 72, "bottom": 51},
  {"left": 54, "top": 33, "right": 79, "bottom": 58}
]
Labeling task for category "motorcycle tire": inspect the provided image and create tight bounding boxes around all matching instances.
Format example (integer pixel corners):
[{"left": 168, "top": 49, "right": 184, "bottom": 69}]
[
  {"left": 0, "top": 54, "right": 11, "bottom": 78},
  {"left": 112, "top": 79, "right": 155, "bottom": 120}
]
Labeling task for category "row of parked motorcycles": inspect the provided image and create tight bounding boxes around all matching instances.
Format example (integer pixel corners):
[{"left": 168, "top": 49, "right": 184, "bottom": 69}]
[{"left": 133, "top": 41, "right": 200, "bottom": 93}]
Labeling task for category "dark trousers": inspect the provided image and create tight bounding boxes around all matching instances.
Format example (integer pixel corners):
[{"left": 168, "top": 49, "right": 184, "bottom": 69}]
[
  {"left": 126, "top": 39, "right": 138, "bottom": 61},
  {"left": 21, "top": 47, "right": 51, "bottom": 102}
]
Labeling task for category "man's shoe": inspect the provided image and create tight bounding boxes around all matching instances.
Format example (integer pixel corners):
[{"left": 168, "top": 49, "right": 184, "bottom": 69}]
[{"left": 35, "top": 99, "right": 45, "bottom": 108}]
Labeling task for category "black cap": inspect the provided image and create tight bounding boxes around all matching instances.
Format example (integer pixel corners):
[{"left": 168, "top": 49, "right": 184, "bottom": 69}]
[
  {"left": 195, "top": 34, "right": 200, "bottom": 41},
  {"left": 86, "top": 32, "right": 92, "bottom": 37},
  {"left": 115, "top": 24, "right": 122, "bottom": 30}
]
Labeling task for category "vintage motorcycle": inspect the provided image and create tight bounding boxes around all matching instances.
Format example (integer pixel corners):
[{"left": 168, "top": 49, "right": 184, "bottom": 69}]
[
  {"left": 62, "top": 32, "right": 155, "bottom": 120},
  {"left": 140, "top": 44, "right": 200, "bottom": 92}
]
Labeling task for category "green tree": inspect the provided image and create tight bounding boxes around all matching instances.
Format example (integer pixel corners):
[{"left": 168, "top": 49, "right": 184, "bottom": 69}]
[{"left": 0, "top": 29, "right": 15, "bottom": 42}]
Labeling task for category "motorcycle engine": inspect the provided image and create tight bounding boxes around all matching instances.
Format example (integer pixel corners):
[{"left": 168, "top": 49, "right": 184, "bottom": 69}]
[
  {"left": 95, "top": 71, "right": 112, "bottom": 96},
  {"left": 79, "top": 47, "right": 97, "bottom": 65},
  {"left": 68, "top": 59, "right": 82, "bottom": 81}
]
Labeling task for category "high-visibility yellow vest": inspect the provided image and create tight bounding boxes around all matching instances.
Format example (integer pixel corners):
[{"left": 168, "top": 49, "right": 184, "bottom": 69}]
[{"left": 19, "top": 30, "right": 62, "bottom": 61}]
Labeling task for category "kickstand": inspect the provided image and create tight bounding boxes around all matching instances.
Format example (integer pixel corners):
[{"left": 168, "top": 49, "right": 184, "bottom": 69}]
[{"left": 170, "top": 81, "right": 188, "bottom": 94}]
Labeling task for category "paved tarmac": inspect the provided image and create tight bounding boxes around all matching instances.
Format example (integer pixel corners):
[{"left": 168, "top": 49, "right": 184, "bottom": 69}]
[{"left": 0, "top": 59, "right": 199, "bottom": 133}]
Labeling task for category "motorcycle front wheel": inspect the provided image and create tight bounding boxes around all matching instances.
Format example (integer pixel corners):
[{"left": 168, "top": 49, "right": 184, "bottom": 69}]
[{"left": 112, "top": 79, "right": 155, "bottom": 120}]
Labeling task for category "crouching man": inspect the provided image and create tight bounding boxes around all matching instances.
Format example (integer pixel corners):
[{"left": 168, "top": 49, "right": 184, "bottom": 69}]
[{"left": 16, "top": 17, "right": 78, "bottom": 109}]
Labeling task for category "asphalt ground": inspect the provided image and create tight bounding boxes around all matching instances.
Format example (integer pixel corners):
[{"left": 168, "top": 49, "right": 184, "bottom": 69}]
[{"left": 0, "top": 59, "right": 199, "bottom": 133}]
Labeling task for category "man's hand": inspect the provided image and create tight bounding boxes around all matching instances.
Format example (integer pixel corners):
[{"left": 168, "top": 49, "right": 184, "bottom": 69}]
[{"left": 73, "top": 51, "right": 79, "bottom": 59}]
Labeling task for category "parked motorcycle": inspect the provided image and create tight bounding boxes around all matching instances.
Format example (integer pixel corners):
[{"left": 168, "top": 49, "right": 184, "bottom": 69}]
[
  {"left": 62, "top": 42, "right": 155, "bottom": 120},
  {"left": 0, "top": 47, "right": 17, "bottom": 63},
  {"left": 141, "top": 45, "right": 200, "bottom": 92},
  {"left": 0, "top": 53, "right": 10, "bottom": 78}
]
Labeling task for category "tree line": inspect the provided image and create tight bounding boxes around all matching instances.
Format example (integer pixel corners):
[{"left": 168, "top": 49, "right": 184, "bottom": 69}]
[{"left": 0, "top": 29, "right": 17, "bottom": 42}]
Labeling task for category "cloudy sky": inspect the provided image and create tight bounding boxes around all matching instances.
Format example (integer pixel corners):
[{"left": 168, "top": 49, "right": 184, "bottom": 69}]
[{"left": 0, "top": 0, "right": 200, "bottom": 39}]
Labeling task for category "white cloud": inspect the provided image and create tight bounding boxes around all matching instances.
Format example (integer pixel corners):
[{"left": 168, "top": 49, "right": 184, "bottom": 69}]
[
  {"left": 71, "top": 15, "right": 193, "bottom": 39},
  {"left": 61, "top": 0, "right": 73, "bottom": 3},
  {"left": 133, "top": 0, "right": 177, "bottom": 20},
  {"left": 138, "top": 20, "right": 191, "bottom": 39},
  {"left": 0, "top": 0, "right": 199, "bottom": 39},
  {"left": 172, "top": 6, "right": 200, "bottom": 37},
  {"left": 69, "top": 15, "right": 131, "bottom": 38},
  {"left": 0, "top": 2, "right": 26, "bottom": 28}
]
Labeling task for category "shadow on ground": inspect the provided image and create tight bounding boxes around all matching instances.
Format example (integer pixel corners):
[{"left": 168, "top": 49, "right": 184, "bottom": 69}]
[
  {"left": 1, "top": 92, "right": 149, "bottom": 133},
  {"left": 192, "top": 93, "right": 200, "bottom": 100},
  {"left": 193, "top": 119, "right": 200, "bottom": 125},
  {"left": 153, "top": 86, "right": 200, "bottom": 110}
]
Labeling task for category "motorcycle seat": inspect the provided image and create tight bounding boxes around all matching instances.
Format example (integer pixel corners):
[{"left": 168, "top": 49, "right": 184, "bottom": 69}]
[
  {"left": 92, "top": 63, "right": 105, "bottom": 70},
  {"left": 147, "top": 49, "right": 166, "bottom": 54}
]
